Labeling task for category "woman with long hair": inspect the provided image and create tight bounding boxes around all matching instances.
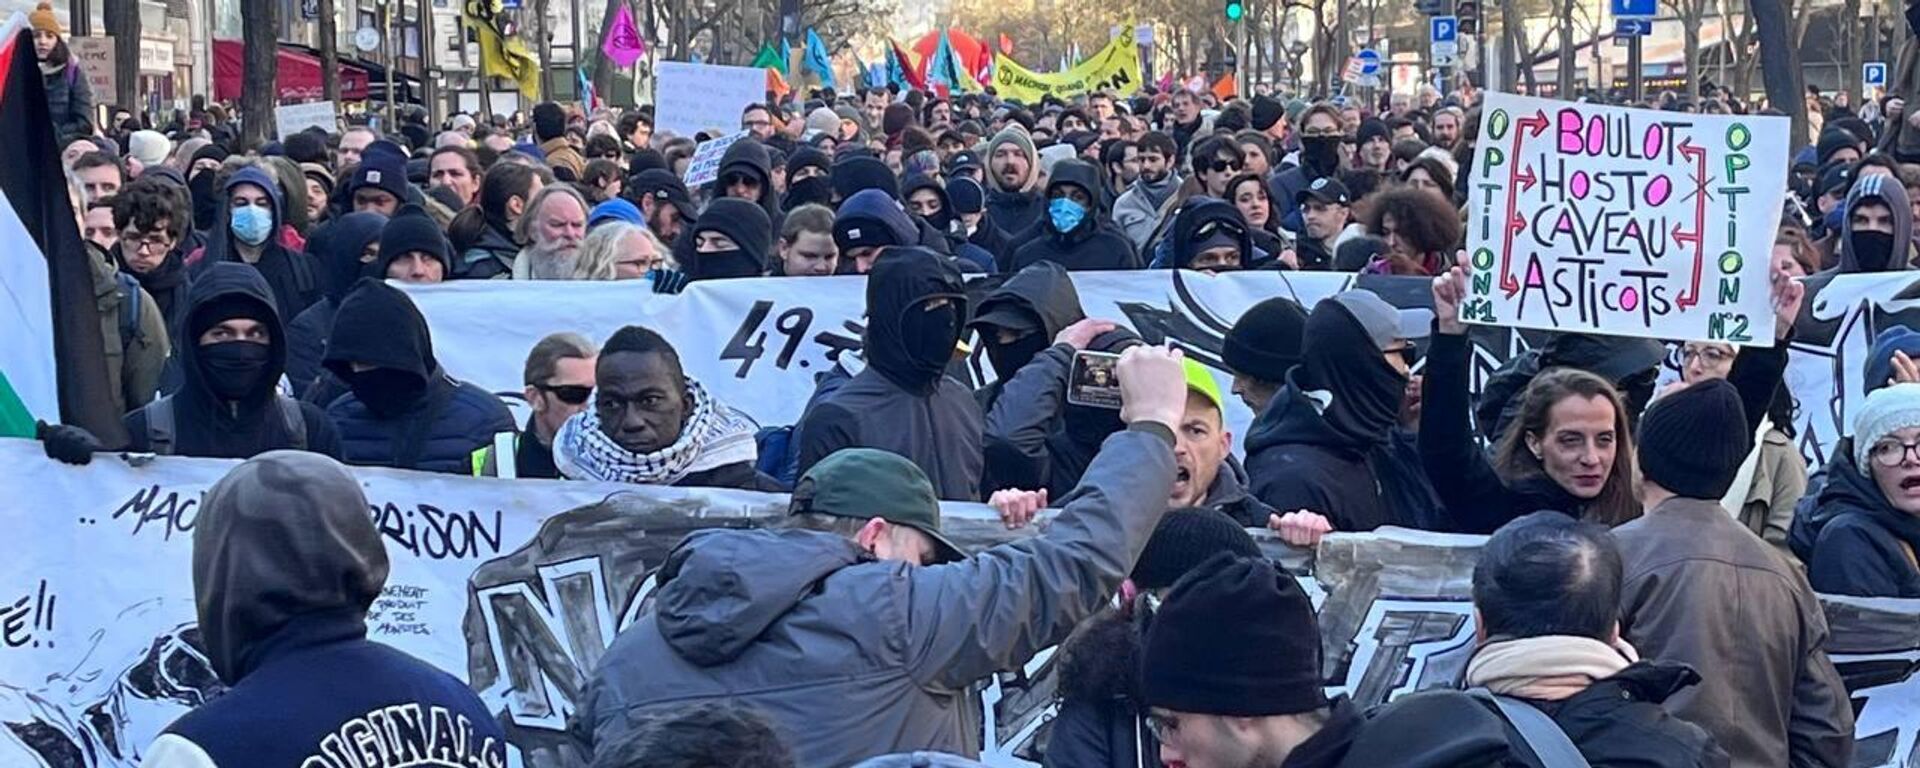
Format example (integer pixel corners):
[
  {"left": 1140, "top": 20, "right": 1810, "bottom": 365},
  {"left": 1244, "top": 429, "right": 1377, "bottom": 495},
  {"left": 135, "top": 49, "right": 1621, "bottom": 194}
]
[
  {"left": 29, "top": 2, "right": 93, "bottom": 144},
  {"left": 447, "top": 163, "right": 550, "bottom": 279},
  {"left": 1224, "top": 172, "right": 1291, "bottom": 264},
  {"left": 1362, "top": 186, "right": 1460, "bottom": 275}
]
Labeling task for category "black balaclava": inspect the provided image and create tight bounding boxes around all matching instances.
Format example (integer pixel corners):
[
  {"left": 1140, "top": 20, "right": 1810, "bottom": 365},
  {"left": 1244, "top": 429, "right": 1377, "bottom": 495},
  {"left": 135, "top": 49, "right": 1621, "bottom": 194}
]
[
  {"left": 1298, "top": 297, "right": 1405, "bottom": 446},
  {"left": 678, "top": 198, "right": 774, "bottom": 281},
  {"left": 195, "top": 296, "right": 275, "bottom": 401},
  {"left": 865, "top": 247, "right": 967, "bottom": 393},
  {"left": 189, "top": 168, "right": 221, "bottom": 232},
  {"left": 1299, "top": 135, "right": 1341, "bottom": 178}
]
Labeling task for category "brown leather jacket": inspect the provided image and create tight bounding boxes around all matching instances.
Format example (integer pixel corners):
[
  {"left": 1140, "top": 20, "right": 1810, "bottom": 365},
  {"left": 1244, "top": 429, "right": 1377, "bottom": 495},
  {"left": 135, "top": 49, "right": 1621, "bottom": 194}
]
[{"left": 1614, "top": 496, "right": 1854, "bottom": 768}]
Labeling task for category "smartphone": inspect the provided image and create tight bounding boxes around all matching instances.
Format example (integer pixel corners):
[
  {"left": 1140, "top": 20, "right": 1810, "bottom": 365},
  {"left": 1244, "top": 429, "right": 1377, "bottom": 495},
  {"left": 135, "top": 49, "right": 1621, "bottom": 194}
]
[{"left": 1067, "top": 350, "right": 1123, "bottom": 409}]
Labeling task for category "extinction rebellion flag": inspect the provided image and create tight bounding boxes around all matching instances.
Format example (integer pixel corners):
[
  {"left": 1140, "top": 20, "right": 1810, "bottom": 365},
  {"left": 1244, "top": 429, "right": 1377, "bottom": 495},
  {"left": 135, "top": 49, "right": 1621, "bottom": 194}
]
[{"left": 0, "top": 16, "right": 124, "bottom": 444}]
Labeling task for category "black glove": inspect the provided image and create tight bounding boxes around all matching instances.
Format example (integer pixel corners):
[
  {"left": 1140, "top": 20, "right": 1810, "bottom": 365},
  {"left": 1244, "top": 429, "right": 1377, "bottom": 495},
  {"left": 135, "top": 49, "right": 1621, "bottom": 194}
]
[
  {"left": 648, "top": 267, "right": 690, "bottom": 295},
  {"left": 36, "top": 421, "right": 99, "bottom": 466}
]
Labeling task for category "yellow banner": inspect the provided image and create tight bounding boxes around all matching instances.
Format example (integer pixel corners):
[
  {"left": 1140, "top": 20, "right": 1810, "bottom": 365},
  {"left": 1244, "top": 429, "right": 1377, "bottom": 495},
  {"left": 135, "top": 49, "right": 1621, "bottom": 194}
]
[{"left": 990, "top": 28, "right": 1142, "bottom": 103}]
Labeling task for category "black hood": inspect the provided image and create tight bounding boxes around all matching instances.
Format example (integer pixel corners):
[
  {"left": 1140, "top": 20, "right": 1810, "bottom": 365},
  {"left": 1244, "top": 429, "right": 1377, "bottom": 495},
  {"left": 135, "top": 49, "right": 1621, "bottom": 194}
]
[
  {"left": 677, "top": 198, "right": 773, "bottom": 280},
  {"left": 902, "top": 173, "right": 954, "bottom": 232},
  {"left": 195, "top": 451, "right": 387, "bottom": 685},
  {"left": 1291, "top": 299, "right": 1406, "bottom": 447},
  {"left": 866, "top": 247, "right": 968, "bottom": 393},
  {"left": 1169, "top": 197, "right": 1251, "bottom": 269},
  {"left": 972, "top": 261, "right": 1085, "bottom": 379},
  {"left": 180, "top": 263, "right": 288, "bottom": 408},
  {"left": 164, "top": 263, "right": 300, "bottom": 458},
  {"left": 310, "top": 212, "right": 388, "bottom": 302},
  {"left": 1044, "top": 159, "right": 1108, "bottom": 236},
  {"left": 716, "top": 138, "right": 782, "bottom": 220},
  {"left": 1806, "top": 444, "right": 1920, "bottom": 553},
  {"left": 323, "top": 278, "right": 435, "bottom": 384}
]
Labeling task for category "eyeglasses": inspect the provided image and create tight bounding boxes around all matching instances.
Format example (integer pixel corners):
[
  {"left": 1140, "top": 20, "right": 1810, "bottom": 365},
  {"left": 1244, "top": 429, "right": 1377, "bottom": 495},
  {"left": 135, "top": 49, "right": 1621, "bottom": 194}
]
[
  {"left": 122, "top": 230, "right": 174, "bottom": 254},
  {"left": 538, "top": 384, "right": 593, "bottom": 405},
  {"left": 1870, "top": 440, "right": 1920, "bottom": 468},
  {"left": 742, "top": 119, "right": 773, "bottom": 130}
]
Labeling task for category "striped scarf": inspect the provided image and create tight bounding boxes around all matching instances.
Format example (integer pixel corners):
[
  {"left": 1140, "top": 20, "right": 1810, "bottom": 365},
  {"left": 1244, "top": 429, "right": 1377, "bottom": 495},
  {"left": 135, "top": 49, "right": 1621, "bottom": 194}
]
[{"left": 553, "top": 379, "right": 758, "bottom": 486}]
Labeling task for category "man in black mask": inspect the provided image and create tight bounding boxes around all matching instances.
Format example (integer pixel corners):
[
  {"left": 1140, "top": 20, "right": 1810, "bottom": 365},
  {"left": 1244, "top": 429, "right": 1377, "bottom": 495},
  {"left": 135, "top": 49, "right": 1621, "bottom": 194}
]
[
  {"left": 322, "top": 280, "right": 514, "bottom": 474},
  {"left": 1270, "top": 104, "right": 1345, "bottom": 233},
  {"left": 286, "top": 211, "right": 387, "bottom": 399},
  {"left": 1833, "top": 172, "right": 1915, "bottom": 273},
  {"left": 783, "top": 146, "right": 833, "bottom": 210},
  {"left": 185, "top": 143, "right": 230, "bottom": 234},
  {"left": 39, "top": 263, "right": 342, "bottom": 463},
  {"left": 675, "top": 198, "right": 772, "bottom": 281},
  {"left": 1242, "top": 290, "right": 1437, "bottom": 532},
  {"left": 794, "top": 247, "right": 984, "bottom": 500}
]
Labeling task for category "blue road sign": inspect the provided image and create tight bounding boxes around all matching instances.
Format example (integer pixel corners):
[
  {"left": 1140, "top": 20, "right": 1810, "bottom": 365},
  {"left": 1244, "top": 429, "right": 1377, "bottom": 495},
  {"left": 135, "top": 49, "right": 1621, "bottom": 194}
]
[
  {"left": 1355, "top": 48, "right": 1381, "bottom": 75},
  {"left": 1611, "top": 0, "right": 1655, "bottom": 15},
  {"left": 1431, "top": 16, "right": 1459, "bottom": 43},
  {"left": 1865, "top": 62, "right": 1888, "bottom": 87},
  {"left": 1614, "top": 18, "right": 1651, "bottom": 36}
]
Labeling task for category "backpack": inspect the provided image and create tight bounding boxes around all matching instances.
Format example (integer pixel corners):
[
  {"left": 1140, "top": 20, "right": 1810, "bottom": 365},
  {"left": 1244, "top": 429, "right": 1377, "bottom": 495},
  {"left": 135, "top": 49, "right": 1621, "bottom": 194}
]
[
  {"left": 113, "top": 271, "right": 144, "bottom": 350},
  {"left": 1466, "top": 689, "right": 1592, "bottom": 768},
  {"left": 145, "top": 394, "right": 308, "bottom": 455}
]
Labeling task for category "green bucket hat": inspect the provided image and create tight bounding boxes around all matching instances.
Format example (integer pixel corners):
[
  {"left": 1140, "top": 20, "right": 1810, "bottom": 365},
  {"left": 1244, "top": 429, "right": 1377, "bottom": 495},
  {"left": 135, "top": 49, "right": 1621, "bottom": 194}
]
[{"left": 790, "top": 448, "right": 968, "bottom": 564}]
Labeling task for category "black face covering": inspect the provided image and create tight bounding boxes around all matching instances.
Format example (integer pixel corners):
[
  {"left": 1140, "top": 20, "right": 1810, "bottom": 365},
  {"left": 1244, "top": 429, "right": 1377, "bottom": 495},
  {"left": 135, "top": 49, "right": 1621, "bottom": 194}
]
[
  {"left": 198, "top": 341, "right": 273, "bottom": 401},
  {"left": 784, "top": 176, "right": 833, "bottom": 209},
  {"left": 349, "top": 368, "right": 428, "bottom": 419},
  {"left": 693, "top": 248, "right": 765, "bottom": 279},
  {"left": 189, "top": 171, "right": 221, "bottom": 233},
  {"left": 1300, "top": 136, "right": 1342, "bottom": 178},
  {"left": 1301, "top": 306, "right": 1407, "bottom": 446},
  {"left": 986, "top": 331, "right": 1051, "bottom": 381},
  {"left": 1851, "top": 230, "right": 1898, "bottom": 272},
  {"left": 896, "top": 300, "right": 961, "bottom": 385}
]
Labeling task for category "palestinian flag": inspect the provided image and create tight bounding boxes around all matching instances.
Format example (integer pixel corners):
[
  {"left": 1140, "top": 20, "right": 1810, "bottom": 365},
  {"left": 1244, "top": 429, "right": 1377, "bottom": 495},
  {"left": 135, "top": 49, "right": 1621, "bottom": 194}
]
[{"left": 0, "top": 18, "right": 124, "bottom": 445}]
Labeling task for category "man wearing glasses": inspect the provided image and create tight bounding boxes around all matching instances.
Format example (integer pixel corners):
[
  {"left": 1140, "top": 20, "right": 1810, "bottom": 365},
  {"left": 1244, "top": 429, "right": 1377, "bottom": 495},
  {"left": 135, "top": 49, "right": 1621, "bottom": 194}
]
[
  {"left": 474, "top": 333, "right": 598, "bottom": 479},
  {"left": 741, "top": 103, "right": 777, "bottom": 142}
]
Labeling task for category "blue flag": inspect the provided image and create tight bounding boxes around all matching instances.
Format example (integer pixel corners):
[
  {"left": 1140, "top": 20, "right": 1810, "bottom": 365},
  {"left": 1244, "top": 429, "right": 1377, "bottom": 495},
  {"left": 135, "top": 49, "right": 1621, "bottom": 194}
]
[
  {"left": 928, "top": 29, "right": 963, "bottom": 89},
  {"left": 805, "top": 29, "right": 836, "bottom": 90}
]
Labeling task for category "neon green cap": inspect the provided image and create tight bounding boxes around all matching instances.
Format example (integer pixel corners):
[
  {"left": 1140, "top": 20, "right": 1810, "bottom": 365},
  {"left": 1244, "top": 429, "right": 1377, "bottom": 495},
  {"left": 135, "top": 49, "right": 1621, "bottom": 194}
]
[{"left": 1183, "top": 358, "right": 1225, "bottom": 413}]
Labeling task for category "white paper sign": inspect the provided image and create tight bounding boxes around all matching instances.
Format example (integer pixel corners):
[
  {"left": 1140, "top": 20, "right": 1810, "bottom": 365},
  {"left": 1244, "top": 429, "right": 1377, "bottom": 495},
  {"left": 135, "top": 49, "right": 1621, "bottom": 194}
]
[
  {"left": 1462, "top": 92, "right": 1789, "bottom": 345},
  {"left": 68, "top": 37, "right": 116, "bottom": 103},
  {"left": 682, "top": 129, "right": 750, "bottom": 188},
  {"left": 652, "top": 61, "right": 764, "bottom": 140},
  {"left": 275, "top": 100, "right": 338, "bottom": 140}
]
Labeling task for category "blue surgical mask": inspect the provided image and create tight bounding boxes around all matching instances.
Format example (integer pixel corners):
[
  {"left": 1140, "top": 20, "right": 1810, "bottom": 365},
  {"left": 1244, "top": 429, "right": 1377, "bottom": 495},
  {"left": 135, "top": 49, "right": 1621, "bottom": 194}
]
[
  {"left": 230, "top": 204, "right": 274, "bottom": 246},
  {"left": 1048, "top": 198, "right": 1087, "bottom": 233}
]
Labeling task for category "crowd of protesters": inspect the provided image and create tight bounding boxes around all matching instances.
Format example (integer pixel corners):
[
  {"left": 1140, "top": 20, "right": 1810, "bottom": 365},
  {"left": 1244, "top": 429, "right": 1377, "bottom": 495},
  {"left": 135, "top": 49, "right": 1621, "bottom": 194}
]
[{"left": 21, "top": 2, "right": 1920, "bottom": 765}]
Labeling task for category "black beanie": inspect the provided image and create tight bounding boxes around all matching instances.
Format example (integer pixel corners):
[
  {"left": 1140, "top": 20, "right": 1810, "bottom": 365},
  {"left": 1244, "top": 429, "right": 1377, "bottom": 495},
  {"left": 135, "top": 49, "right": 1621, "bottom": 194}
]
[
  {"left": 191, "top": 144, "right": 231, "bottom": 168},
  {"left": 1143, "top": 553, "right": 1327, "bottom": 716},
  {"left": 833, "top": 155, "right": 900, "bottom": 201},
  {"left": 946, "top": 177, "right": 986, "bottom": 214},
  {"left": 1251, "top": 95, "right": 1285, "bottom": 132},
  {"left": 787, "top": 146, "right": 831, "bottom": 179},
  {"left": 1223, "top": 297, "right": 1308, "bottom": 382},
  {"left": 685, "top": 198, "right": 773, "bottom": 280},
  {"left": 376, "top": 204, "right": 453, "bottom": 272},
  {"left": 1637, "top": 378, "right": 1750, "bottom": 499},
  {"left": 1132, "top": 508, "right": 1262, "bottom": 590},
  {"left": 1816, "top": 129, "right": 1858, "bottom": 166}
]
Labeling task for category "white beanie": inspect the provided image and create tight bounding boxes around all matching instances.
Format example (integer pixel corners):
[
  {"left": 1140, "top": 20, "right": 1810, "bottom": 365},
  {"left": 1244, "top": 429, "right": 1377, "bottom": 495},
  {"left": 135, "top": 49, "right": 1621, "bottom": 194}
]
[
  {"left": 1854, "top": 383, "right": 1920, "bottom": 474},
  {"left": 127, "top": 130, "right": 170, "bottom": 167}
]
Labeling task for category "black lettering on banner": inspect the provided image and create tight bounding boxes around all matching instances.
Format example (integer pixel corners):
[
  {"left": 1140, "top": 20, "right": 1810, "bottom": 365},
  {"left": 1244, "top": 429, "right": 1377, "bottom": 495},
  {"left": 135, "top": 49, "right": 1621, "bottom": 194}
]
[
  {"left": 369, "top": 583, "right": 435, "bottom": 637},
  {"left": 1, "top": 579, "right": 55, "bottom": 649},
  {"left": 109, "top": 485, "right": 198, "bottom": 540},
  {"left": 370, "top": 502, "right": 504, "bottom": 560},
  {"left": 722, "top": 300, "right": 822, "bottom": 377}
]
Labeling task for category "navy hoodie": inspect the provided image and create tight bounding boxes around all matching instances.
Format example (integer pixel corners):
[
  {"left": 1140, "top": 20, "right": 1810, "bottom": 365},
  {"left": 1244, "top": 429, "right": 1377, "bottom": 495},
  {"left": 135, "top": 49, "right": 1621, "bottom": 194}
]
[
  {"left": 144, "top": 451, "right": 505, "bottom": 768},
  {"left": 1008, "top": 160, "right": 1140, "bottom": 272}
]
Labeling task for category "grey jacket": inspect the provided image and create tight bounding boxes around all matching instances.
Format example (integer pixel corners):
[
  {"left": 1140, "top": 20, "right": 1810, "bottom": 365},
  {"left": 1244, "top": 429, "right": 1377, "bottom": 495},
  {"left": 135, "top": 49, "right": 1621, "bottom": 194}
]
[
  {"left": 1612, "top": 497, "right": 1854, "bottom": 768},
  {"left": 1112, "top": 177, "right": 1178, "bottom": 251},
  {"left": 578, "top": 426, "right": 1177, "bottom": 767}
]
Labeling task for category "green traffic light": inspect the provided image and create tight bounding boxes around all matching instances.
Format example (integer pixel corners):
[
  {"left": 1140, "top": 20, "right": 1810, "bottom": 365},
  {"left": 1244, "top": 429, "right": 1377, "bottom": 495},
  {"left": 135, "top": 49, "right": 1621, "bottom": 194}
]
[{"left": 1226, "top": 1, "right": 1244, "bottom": 20}]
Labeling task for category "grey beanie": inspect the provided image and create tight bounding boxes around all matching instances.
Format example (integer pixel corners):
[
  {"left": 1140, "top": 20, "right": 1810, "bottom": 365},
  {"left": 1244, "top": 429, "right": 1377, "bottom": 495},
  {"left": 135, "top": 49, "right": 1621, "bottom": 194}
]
[{"left": 1855, "top": 383, "right": 1920, "bottom": 474}]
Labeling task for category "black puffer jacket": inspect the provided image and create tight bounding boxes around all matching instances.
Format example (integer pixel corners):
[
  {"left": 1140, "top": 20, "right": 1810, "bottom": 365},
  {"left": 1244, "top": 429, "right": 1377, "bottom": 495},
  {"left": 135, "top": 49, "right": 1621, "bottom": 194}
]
[
  {"left": 322, "top": 280, "right": 514, "bottom": 475},
  {"left": 1518, "top": 662, "right": 1731, "bottom": 768},
  {"left": 1008, "top": 161, "right": 1140, "bottom": 272},
  {"left": 1804, "top": 448, "right": 1920, "bottom": 597}
]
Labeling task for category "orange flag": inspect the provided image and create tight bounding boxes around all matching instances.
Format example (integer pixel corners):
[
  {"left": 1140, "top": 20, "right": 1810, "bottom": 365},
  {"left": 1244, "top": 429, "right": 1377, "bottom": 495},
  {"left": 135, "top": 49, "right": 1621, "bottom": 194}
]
[
  {"left": 1211, "top": 72, "right": 1237, "bottom": 101},
  {"left": 766, "top": 67, "right": 791, "bottom": 101}
]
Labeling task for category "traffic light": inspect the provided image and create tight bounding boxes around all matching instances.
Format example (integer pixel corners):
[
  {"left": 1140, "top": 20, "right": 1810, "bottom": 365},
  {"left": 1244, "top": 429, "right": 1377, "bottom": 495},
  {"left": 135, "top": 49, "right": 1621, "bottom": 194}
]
[{"left": 1225, "top": 0, "right": 1245, "bottom": 21}]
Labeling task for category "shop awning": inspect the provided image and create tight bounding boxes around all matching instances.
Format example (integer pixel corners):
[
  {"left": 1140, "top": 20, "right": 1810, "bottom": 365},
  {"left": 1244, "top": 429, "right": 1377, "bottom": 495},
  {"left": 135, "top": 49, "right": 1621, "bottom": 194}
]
[{"left": 213, "top": 39, "right": 371, "bottom": 103}]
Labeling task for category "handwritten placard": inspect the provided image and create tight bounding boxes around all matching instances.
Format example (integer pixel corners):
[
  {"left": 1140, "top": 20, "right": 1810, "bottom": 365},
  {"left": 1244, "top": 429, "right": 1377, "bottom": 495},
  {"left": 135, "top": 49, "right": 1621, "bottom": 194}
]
[
  {"left": 1462, "top": 92, "right": 1789, "bottom": 345},
  {"left": 68, "top": 37, "right": 115, "bottom": 104},
  {"left": 275, "top": 100, "right": 339, "bottom": 140},
  {"left": 653, "top": 62, "right": 765, "bottom": 140},
  {"left": 682, "top": 129, "right": 750, "bottom": 188}
]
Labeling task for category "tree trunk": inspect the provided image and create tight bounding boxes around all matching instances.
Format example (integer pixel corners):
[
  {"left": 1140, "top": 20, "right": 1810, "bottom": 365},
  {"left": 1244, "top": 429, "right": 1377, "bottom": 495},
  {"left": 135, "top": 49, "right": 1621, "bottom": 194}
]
[
  {"left": 593, "top": 0, "right": 622, "bottom": 105},
  {"left": 1497, "top": 0, "right": 1520, "bottom": 93},
  {"left": 1732, "top": 9, "right": 1756, "bottom": 100},
  {"left": 240, "top": 0, "right": 280, "bottom": 149},
  {"left": 102, "top": 0, "right": 139, "bottom": 117},
  {"left": 1751, "top": 0, "right": 1806, "bottom": 146},
  {"left": 1683, "top": 6, "right": 1701, "bottom": 102},
  {"left": 1845, "top": 0, "right": 1862, "bottom": 106},
  {"left": 319, "top": 0, "right": 341, "bottom": 107},
  {"left": 1556, "top": 0, "right": 1575, "bottom": 96},
  {"left": 535, "top": 0, "right": 552, "bottom": 100}
]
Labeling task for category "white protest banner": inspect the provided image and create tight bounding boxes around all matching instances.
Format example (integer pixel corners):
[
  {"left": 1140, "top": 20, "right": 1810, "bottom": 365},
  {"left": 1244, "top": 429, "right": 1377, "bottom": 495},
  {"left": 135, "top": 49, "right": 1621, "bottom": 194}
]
[
  {"left": 68, "top": 37, "right": 115, "bottom": 105},
  {"left": 1462, "top": 92, "right": 1789, "bottom": 345},
  {"left": 275, "top": 100, "right": 338, "bottom": 140},
  {"left": 682, "top": 129, "right": 750, "bottom": 188},
  {"left": 652, "top": 61, "right": 764, "bottom": 140},
  {"left": 1, "top": 436, "right": 1914, "bottom": 767}
]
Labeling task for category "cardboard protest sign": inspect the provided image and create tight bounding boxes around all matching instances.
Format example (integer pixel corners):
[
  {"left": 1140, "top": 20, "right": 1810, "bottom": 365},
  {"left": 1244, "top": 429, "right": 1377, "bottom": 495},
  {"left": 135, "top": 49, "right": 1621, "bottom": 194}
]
[
  {"left": 275, "top": 100, "right": 338, "bottom": 140},
  {"left": 653, "top": 62, "right": 765, "bottom": 140},
  {"left": 1462, "top": 92, "right": 1789, "bottom": 345},
  {"left": 682, "top": 129, "right": 750, "bottom": 188}
]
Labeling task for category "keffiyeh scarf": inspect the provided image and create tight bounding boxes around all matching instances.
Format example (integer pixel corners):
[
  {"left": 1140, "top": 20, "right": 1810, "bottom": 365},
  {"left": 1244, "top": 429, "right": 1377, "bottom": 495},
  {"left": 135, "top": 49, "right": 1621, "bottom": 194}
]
[{"left": 554, "top": 378, "right": 758, "bottom": 485}]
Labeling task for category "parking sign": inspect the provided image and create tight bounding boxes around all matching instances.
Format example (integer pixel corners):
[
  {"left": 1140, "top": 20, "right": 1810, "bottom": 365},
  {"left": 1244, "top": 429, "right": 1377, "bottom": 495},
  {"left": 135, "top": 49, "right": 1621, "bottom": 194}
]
[
  {"left": 1865, "top": 62, "right": 1888, "bottom": 88},
  {"left": 1431, "top": 16, "right": 1458, "bottom": 44}
]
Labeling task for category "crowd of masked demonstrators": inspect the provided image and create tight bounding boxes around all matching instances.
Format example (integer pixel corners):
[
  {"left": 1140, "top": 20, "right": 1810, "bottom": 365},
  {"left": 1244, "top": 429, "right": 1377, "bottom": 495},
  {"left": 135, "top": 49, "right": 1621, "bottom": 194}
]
[{"left": 22, "top": 4, "right": 1920, "bottom": 761}]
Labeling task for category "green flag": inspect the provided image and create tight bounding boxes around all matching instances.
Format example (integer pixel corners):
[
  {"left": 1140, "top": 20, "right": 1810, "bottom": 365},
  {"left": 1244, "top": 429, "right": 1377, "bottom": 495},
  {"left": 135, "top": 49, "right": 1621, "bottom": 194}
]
[{"left": 751, "top": 42, "right": 787, "bottom": 75}]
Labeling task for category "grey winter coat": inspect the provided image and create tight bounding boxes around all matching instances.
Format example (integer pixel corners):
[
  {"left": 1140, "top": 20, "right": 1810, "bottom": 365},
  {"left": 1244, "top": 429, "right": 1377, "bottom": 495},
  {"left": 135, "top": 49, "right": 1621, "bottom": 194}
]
[
  {"left": 43, "top": 60, "right": 93, "bottom": 145},
  {"left": 577, "top": 425, "right": 1178, "bottom": 767}
]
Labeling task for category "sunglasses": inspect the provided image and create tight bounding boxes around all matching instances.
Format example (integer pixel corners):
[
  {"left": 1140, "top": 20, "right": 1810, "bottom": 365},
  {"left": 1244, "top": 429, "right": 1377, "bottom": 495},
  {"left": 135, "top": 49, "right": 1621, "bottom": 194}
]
[
  {"left": 538, "top": 384, "right": 593, "bottom": 405},
  {"left": 722, "top": 174, "right": 760, "bottom": 188},
  {"left": 1208, "top": 160, "right": 1243, "bottom": 173},
  {"left": 1194, "top": 219, "right": 1246, "bottom": 240}
]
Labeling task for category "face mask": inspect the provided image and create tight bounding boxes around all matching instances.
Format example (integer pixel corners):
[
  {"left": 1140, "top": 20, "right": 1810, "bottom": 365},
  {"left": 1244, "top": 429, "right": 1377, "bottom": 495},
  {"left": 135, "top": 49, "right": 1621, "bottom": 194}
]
[
  {"left": 1850, "top": 229, "right": 1898, "bottom": 271},
  {"left": 784, "top": 176, "right": 833, "bottom": 208},
  {"left": 1301, "top": 136, "right": 1341, "bottom": 176},
  {"left": 230, "top": 203, "right": 274, "bottom": 246},
  {"left": 1048, "top": 198, "right": 1087, "bottom": 233},
  {"left": 986, "top": 332, "right": 1051, "bottom": 381},
  {"left": 897, "top": 300, "right": 960, "bottom": 382},
  {"left": 189, "top": 173, "right": 220, "bottom": 231},
  {"left": 694, "top": 247, "right": 763, "bottom": 280},
  {"left": 197, "top": 341, "right": 272, "bottom": 401},
  {"left": 349, "top": 368, "right": 427, "bottom": 418}
]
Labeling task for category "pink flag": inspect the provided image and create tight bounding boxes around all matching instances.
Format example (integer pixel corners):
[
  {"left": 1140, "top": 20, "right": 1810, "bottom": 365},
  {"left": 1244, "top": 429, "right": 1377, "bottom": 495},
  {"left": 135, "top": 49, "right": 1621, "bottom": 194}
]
[{"left": 601, "top": 1, "right": 645, "bottom": 69}]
